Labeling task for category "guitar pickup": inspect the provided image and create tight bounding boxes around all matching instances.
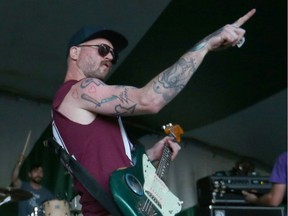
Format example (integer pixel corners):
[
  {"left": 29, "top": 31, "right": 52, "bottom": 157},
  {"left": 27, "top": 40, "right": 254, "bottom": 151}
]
[{"left": 145, "top": 190, "right": 162, "bottom": 209}]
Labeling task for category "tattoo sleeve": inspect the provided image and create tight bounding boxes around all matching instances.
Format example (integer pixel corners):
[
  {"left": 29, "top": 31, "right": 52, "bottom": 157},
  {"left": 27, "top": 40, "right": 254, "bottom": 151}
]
[{"left": 152, "top": 56, "right": 197, "bottom": 102}]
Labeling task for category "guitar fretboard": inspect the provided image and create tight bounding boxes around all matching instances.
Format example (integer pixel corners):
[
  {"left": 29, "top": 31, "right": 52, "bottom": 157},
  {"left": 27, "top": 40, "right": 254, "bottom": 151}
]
[{"left": 156, "top": 145, "right": 172, "bottom": 182}]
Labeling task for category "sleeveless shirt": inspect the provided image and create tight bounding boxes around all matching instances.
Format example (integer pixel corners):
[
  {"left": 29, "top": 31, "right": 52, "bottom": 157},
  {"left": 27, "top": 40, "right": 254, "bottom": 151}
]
[{"left": 52, "top": 80, "right": 131, "bottom": 215}]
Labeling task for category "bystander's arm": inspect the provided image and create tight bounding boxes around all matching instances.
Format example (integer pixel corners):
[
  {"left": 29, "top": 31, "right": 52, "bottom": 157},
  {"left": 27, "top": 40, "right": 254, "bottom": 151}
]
[
  {"left": 242, "top": 183, "right": 286, "bottom": 207},
  {"left": 11, "top": 154, "right": 24, "bottom": 188}
]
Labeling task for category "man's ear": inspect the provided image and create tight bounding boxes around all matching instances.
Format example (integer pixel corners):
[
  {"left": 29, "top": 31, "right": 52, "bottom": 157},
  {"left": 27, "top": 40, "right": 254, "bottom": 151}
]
[{"left": 69, "top": 46, "right": 79, "bottom": 60}]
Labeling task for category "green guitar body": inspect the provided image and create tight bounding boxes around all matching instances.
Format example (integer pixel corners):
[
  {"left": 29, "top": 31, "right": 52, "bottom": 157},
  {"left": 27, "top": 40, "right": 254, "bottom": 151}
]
[{"left": 110, "top": 145, "right": 182, "bottom": 216}]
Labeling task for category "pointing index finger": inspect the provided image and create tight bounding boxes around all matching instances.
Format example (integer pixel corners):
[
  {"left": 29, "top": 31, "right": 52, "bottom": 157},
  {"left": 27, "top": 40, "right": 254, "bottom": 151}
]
[{"left": 233, "top": 8, "right": 256, "bottom": 27}]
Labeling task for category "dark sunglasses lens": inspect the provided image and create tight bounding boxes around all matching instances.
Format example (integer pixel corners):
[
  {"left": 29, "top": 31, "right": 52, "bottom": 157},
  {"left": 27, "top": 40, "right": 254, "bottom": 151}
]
[
  {"left": 98, "top": 44, "right": 118, "bottom": 64},
  {"left": 98, "top": 45, "right": 110, "bottom": 57}
]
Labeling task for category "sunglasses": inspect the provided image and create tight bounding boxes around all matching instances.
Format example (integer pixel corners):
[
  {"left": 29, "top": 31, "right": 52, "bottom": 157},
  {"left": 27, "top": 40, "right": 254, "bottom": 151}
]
[{"left": 78, "top": 44, "right": 118, "bottom": 64}]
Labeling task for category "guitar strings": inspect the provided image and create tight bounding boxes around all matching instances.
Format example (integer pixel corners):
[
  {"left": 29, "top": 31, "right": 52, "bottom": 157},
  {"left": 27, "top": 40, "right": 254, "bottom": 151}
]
[
  {"left": 142, "top": 198, "right": 152, "bottom": 214},
  {"left": 142, "top": 145, "right": 172, "bottom": 215}
]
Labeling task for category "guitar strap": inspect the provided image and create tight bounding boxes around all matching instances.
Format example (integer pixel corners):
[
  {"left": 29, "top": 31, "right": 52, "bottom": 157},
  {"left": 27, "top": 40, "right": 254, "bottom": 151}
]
[
  {"left": 43, "top": 138, "right": 122, "bottom": 216},
  {"left": 118, "top": 117, "right": 134, "bottom": 164}
]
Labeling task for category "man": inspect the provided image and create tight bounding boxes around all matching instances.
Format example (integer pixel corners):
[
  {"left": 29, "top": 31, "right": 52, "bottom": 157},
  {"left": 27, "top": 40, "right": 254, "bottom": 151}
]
[
  {"left": 242, "top": 152, "right": 287, "bottom": 207},
  {"left": 52, "top": 9, "right": 256, "bottom": 216},
  {"left": 11, "top": 154, "right": 55, "bottom": 216}
]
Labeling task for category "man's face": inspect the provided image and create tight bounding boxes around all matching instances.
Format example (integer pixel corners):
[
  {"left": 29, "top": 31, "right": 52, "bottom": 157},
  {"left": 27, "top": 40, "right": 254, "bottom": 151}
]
[
  {"left": 28, "top": 167, "right": 44, "bottom": 184},
  {"left": 76, "top": 38, "right": 115, "bottom": 80}
]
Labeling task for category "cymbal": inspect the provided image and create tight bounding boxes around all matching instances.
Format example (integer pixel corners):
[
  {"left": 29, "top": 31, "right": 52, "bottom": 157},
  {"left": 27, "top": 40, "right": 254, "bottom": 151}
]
[{"left": 0, "top": 187, "right": 32, "bottom": 202}]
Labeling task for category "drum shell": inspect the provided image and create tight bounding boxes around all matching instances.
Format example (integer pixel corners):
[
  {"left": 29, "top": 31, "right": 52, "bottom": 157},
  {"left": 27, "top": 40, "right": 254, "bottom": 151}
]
[{"left": 42, "top": 199, "right": 70, "bottom": 216}]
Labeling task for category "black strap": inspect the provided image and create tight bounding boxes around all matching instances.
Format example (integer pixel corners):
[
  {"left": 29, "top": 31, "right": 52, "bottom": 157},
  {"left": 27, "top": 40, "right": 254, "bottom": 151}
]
[{"left": 43, "top": 138, "right": 122, "bottom": 216}]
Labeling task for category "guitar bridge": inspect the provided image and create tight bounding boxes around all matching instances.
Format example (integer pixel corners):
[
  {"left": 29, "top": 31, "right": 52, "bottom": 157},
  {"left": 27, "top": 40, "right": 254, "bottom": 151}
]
[{"left": 142, "top": 154, "right": 183, "bottom": 215}]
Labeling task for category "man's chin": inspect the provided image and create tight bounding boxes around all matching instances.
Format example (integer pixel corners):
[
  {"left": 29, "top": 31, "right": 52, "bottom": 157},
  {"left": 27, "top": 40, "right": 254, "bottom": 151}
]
[{"left": 32, "top": 178, "right": 42, "bottom": 184}]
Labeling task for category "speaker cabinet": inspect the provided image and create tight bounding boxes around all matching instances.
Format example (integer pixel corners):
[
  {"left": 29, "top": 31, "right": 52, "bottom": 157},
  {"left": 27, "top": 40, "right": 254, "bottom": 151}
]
[{"left": 198, "top": 205, "right": 285, "bottom": 216}]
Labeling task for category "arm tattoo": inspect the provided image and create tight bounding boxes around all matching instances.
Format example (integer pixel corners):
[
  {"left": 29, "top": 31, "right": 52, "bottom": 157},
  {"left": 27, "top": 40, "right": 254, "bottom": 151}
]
[
  {"left": 153, "top": 28, "right": 223, "bottom": 102},
  {"left": 153, "top": 57, "right": 197, "bottom": 102},
  {"left": 115, "top": 104, "right": 136, "bottom": 115},
  {"left": 111, "top": 87, "right": 137, "bottom": 115},
  {"left": 80, "top": 78, "right": 105, "bottom": 88},
  {"left": 79, "top": 79, "right": 137, "bottom": 115},
  {"left": 81, "top": 94, "right": 118, "bottom": 108}
]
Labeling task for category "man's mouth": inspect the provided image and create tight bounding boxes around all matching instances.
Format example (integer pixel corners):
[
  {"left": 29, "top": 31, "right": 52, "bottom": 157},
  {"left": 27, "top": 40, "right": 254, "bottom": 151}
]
[{"left": 102, "top": 61, "right": 111, "bottom": 68}]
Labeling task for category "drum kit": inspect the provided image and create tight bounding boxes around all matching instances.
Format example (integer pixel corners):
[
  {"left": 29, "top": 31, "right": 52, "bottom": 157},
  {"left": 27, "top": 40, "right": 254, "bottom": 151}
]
[
  {"left": 0, "top": 131, "right": 83, "bottom": 215},
  {"left": 0, "top": 186, "right": 33, "bottom": 202},
  {"left": 0, "top": 187, "right": 83, "bottom": 216}
]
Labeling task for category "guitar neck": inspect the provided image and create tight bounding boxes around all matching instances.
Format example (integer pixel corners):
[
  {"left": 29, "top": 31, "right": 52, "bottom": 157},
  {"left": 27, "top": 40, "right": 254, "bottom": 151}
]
[
  {"left": 156, "top": 123, "right": 183, "bottom": 182},
  {"left": 156, "top": 145, "right": 172, "bottom": 182}
]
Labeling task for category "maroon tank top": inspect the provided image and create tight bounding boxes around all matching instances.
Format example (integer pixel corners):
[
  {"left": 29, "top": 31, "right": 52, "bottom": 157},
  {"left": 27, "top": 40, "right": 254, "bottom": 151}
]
[{"left": 52, "top": 80, "right": 131, "bottom": 215}]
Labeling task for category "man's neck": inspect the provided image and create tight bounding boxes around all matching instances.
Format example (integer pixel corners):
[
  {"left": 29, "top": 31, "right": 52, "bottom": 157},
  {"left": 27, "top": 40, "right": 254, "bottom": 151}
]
[{"left": 29, "top": 181, "right": 42, "bottom": 190}]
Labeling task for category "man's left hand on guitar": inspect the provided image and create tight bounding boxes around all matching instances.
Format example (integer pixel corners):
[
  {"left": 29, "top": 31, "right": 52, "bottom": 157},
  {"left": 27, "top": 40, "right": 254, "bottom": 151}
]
[{"left": 146, "top": 136, "right": 181, "bottom": 161}]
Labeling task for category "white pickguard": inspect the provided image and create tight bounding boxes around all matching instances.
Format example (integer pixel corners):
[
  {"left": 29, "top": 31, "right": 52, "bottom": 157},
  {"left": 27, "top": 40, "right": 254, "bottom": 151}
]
[{"left": 142, "top": 154, "right": 183, "bottom": 216}]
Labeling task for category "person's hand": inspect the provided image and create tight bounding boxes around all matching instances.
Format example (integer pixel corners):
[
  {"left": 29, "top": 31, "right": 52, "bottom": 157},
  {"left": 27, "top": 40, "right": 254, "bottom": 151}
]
[
  {"left": 242, "top": 190, "right": 259, "bottom": 203},
  {"left": 146, "top": 136, "right": 181, "bottom": 161},
  {"left": 204, "top": 9, "right": 256, "bottom": 51},
  {"left": 17, "top": 154, "right": 25, "bottom": 166}
]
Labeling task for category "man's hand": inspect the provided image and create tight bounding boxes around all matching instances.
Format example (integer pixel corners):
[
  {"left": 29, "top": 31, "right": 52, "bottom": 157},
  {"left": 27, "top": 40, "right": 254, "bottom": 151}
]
[
  {"left": 242, "top": 190, "right": 259, "bottom": 203},
  {"left": 17, "top": 154, "right": 25, "bottom": 166},
  {"left": 146, "top": 136, "right": 181, "bottom": 161},
  {"left": 205, "top": 9, "right": 256, "bottom": 51}
]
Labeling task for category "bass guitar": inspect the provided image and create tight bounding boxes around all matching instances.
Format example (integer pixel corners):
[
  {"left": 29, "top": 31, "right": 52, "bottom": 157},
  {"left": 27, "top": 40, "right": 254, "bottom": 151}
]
[{"left": 110, "top": 123, "right": 184, "bottom": 216}]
